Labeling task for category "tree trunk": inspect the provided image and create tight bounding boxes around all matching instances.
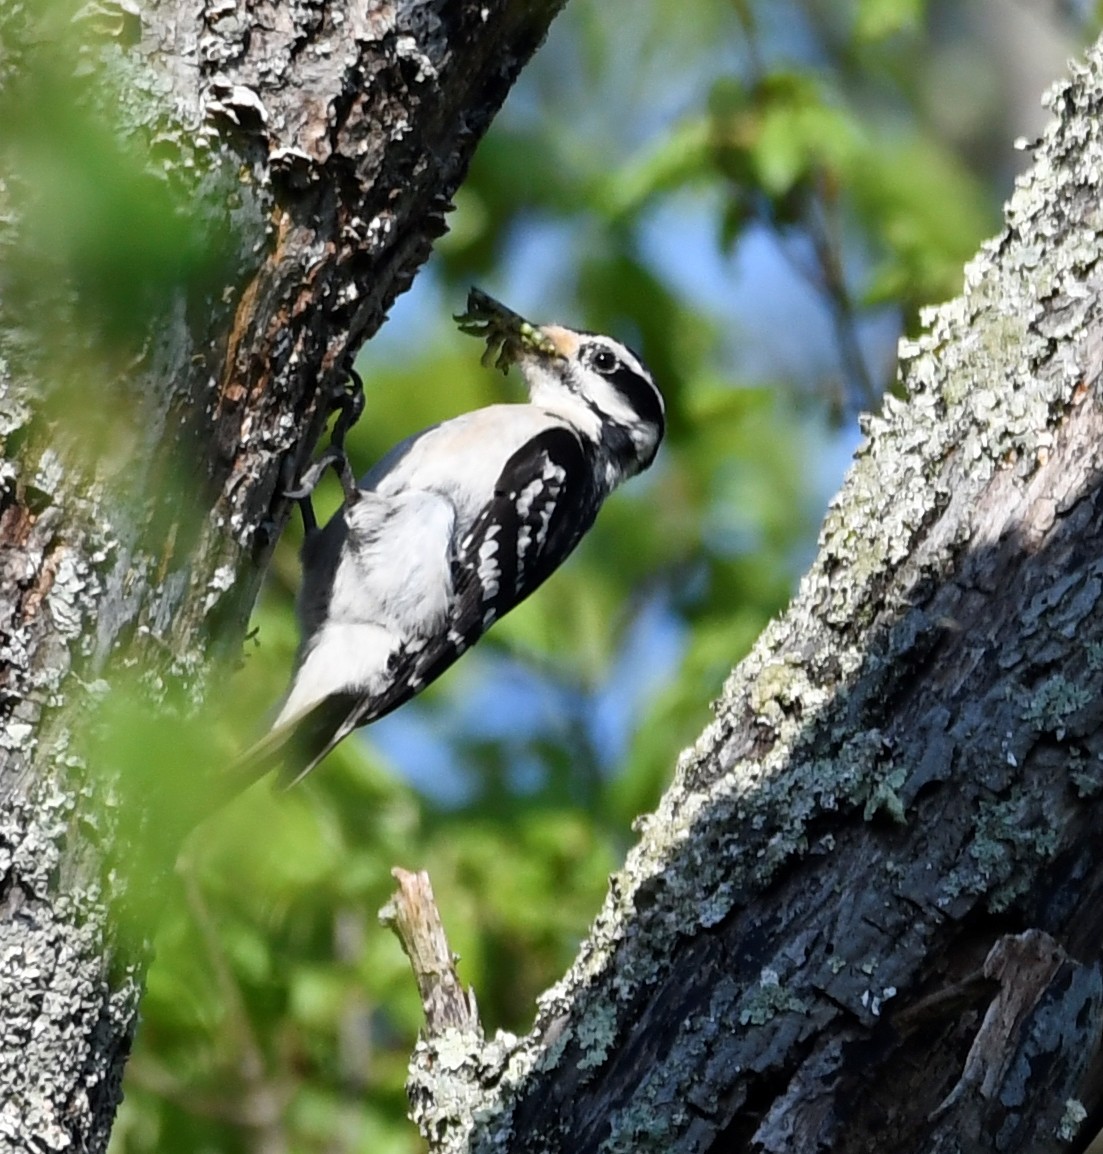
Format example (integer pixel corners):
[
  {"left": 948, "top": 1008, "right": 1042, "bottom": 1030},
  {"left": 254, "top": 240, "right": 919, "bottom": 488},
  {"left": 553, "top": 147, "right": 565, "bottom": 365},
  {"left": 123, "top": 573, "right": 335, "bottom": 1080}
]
[
  {"left": 390, "top": 40, "right": 1103, "bottom": 1154},
  {"left": 0, "top": 2, "right": 565, "bottom": 1149}
]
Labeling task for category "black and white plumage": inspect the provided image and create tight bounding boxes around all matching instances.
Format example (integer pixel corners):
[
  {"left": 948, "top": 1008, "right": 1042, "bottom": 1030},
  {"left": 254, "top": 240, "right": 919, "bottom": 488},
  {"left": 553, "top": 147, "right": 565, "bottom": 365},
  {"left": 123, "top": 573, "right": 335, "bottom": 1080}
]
[{"left": 241, "top": 290, "right": 665, "bottom": 785}]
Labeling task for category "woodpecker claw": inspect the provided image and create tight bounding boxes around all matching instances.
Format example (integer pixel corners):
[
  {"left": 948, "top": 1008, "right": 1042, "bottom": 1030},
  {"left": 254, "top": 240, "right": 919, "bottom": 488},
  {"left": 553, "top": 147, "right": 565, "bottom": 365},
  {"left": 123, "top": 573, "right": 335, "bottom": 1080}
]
[
  {"left": 284, "top": 453, "right": 332, "bottom": 501},
  {"left": 283, "top": 363, "right": 364, "bottom": 532},
  {"left": 331, "top": 366, "right": 365, "bottom": 452},
  {"left": 285, "top": 444, "right": 358, "bottom": 505}
]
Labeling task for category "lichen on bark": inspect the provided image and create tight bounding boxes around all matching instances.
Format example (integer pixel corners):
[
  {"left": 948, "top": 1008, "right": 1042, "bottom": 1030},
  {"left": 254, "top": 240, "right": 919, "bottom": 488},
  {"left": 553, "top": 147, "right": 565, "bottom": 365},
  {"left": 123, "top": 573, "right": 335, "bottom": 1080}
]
[{"left": 395, "top": 39, "right": 1103, "bottom": 1154}]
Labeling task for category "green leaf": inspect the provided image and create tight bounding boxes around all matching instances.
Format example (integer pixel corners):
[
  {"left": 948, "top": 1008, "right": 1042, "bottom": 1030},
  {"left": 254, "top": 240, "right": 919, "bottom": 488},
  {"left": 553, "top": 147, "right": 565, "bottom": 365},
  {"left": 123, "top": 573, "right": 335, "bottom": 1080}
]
[{"left": 855, "top": 0, "right": 925, "bottom": 41}]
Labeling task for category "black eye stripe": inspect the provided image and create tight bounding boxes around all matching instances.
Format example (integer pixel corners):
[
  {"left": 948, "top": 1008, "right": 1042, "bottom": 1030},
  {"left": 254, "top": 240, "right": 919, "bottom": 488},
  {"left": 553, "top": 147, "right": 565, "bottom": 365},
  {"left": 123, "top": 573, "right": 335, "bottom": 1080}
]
[
  {"left": 580, "top": 338, "right": 665, "bottom": 433},
  {"left": 608, "top": 364, "right": 665, "bottom": 434}
]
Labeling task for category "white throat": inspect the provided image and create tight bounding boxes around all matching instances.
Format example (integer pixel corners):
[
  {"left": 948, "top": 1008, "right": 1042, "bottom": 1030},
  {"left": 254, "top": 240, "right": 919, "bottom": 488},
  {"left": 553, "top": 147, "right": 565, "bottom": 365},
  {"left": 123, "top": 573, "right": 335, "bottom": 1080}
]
[{"left": 521, "top": 359, "right": 603, "bottom": 441}]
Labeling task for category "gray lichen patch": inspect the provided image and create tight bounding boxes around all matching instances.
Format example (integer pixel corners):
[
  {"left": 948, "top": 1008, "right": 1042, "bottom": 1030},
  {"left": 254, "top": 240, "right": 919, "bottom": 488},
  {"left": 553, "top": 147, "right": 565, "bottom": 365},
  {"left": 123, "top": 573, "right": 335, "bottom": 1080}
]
[
  {"left": 1022, "top": 674, "right": 1092, "bottom": 738},
  {"left": 407, "top": 1026, "right": 521, "bottom": 1151},
  {"left": 738, "top": 968, "right": 812, "bottom": 1027},
  {"left": 939, "top": 784, "right": 1064, "bottom": 914},
  {"left": 0, "top": 784, "right": 142, "bottom": 1151}
]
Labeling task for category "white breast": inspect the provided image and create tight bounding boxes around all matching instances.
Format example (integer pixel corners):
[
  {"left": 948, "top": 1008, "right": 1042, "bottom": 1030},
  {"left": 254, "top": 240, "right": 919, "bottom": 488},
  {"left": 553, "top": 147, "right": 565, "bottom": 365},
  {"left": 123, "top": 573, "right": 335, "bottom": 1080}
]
[
  {"left": 332, "top": 488, "right": 456, "bottom": 633},
  {"left": 277, "top": 488, "right": 456, "bottom": 725}
]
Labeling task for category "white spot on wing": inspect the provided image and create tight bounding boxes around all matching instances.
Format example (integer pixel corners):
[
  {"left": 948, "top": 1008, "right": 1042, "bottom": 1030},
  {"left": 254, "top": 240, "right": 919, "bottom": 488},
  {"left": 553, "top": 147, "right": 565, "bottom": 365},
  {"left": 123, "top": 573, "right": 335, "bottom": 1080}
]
[
  {"left": 478, "top": 535, "right": 501, "bottom": 600},
  {"left": 517, "top": 476, "right": 544, "bottom": 518},
  {"left": 512, "top": 452, "right": 567, "bottom": 570}
]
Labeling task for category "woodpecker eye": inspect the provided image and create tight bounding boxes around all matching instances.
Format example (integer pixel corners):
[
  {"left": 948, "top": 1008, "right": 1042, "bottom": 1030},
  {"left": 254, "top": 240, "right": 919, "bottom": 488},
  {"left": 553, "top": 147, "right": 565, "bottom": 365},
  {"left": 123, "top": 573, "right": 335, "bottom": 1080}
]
[{"left": 591, "top": 347, "right": 619, "bottom": 374}]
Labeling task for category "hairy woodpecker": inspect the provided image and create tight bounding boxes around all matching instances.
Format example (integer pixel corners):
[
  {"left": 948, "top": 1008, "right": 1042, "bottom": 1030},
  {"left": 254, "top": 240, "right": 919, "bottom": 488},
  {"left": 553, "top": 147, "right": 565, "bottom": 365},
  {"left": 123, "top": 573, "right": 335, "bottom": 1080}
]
[{"left": 240, "top": 289, "right": 665, "bottom": 785}]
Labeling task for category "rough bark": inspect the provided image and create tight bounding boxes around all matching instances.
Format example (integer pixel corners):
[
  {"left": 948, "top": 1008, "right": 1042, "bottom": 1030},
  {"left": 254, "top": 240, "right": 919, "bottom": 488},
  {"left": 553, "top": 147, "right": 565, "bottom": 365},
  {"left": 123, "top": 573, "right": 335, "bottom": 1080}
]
[
  {"left": 392, "top": 41, "right": 1103, "bottom": 1154},
  {"left": 0, "top": 1, "right": 565, "bottom": 1150}
]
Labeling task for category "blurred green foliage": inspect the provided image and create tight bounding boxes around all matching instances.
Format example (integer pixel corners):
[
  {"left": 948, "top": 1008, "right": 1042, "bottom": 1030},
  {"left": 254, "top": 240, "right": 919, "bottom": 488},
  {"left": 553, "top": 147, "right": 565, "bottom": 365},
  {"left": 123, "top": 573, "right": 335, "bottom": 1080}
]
[
  {"left": 4, "top": 0, "right": 1091, "bottom": 1150},
  {"left": 1, "top": 2, "right": 229, "bottom": 349}
]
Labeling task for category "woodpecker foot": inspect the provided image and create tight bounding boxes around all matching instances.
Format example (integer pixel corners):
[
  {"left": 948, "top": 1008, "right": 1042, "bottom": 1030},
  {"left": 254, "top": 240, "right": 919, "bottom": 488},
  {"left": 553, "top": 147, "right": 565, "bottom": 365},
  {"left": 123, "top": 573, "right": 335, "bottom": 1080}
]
[
  {"left": 279, "top": 453, "right": 318, "bottom": 534},
  {"left": 284, "top": 363, "right": 364, "bottom": 514},
  {"left": 284, "top": 444, "right": 348, "bottom": 501},
  {"left": 335, "top": 452, "right": 359, "bottom": 506},
  {"left": 330, "top": 365, "right": 365, "bottom": 452}
]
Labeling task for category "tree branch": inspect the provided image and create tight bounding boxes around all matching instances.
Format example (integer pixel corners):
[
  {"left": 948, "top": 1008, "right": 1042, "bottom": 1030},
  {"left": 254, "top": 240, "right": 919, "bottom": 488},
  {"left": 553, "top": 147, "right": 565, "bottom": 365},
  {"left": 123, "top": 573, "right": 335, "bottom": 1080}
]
[
  {"left": 394, "top": 39, "right": 1103, "bottom": 1154},
  {"left": 381, "top": 867, "right": 482, "bottom": 1037}
]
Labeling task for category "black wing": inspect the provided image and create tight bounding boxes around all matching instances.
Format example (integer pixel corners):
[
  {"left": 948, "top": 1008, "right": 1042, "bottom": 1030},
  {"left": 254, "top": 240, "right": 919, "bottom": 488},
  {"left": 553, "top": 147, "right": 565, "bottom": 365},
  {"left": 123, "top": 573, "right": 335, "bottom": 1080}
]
[
  {"left": 247, "top": 427, "right": 599, "bottom": 786},
  {"left": 449, "top": 424, "right": 598, "bottom": 651},
  {"left": 350, "top": 426, "right": 597, "bottom": 724}
]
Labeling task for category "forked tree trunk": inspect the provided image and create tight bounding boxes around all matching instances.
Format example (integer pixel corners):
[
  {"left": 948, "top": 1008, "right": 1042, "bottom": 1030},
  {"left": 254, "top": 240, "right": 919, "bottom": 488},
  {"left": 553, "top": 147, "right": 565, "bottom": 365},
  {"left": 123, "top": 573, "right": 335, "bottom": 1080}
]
[
  {"left": 389, "top": 43, "right": 1103, "bottom": 1154},
  {"left": 0, "top": 2, "right": 565, "bottom": 1149}
]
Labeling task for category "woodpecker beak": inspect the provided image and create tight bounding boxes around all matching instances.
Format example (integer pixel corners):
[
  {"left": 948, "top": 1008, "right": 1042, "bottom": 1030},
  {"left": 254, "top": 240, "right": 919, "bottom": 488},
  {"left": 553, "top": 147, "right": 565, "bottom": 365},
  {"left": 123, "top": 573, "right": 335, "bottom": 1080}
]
[{"left": 455, "top": 287, "right": 565, "bottom": 374}]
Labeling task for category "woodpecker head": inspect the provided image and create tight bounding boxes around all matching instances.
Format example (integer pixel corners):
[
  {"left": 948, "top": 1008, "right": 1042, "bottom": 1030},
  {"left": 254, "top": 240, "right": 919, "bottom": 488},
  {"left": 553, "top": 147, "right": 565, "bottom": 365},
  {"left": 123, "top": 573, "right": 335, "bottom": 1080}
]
[{"left": 456, "top": 288, "right": 665, "bottom": 483}]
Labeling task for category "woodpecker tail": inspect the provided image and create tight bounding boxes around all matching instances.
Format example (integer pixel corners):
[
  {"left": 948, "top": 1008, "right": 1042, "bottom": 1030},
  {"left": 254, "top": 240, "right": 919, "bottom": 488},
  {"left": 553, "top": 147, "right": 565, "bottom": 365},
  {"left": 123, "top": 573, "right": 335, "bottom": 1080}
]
[{"left": 225, "top": 693, "right": 361, "bottom": 795}]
